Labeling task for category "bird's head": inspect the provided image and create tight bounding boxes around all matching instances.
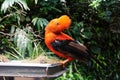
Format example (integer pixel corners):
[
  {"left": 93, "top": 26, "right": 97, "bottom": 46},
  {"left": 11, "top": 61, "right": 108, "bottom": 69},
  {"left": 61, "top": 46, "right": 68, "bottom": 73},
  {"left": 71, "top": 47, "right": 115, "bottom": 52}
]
[{"left": 45, "top": 15, "right": 71, "bottom": 33}]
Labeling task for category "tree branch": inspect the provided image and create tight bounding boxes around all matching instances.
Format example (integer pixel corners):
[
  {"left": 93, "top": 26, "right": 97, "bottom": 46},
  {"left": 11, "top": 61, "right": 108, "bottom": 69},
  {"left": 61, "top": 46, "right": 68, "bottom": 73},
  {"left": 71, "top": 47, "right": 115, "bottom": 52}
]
[
  {"left": 0, "top": 13, "right": 13, "bottom": 22},
  {"left": 0, "top": 32, "right": 13, "bottom": 36}
]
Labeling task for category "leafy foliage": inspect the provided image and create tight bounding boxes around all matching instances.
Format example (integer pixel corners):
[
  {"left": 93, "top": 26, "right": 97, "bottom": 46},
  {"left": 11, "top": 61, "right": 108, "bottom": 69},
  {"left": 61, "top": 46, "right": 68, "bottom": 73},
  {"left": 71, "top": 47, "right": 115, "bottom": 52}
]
[
  {"left": 1, "top": 0, "right": 29, "bottom": 13},
  {"left": 32, "top": 17, "right": 48, "bottom": 30},
  {"left": 0, "top": 0, "right": 120, "bottom": 80},
  {"left": 13, "top": 28, "right": 33, "bottom": 59}
]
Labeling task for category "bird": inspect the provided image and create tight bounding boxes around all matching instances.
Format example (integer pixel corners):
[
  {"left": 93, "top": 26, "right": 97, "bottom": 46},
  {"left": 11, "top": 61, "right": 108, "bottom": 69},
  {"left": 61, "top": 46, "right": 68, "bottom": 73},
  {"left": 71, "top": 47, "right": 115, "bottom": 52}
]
[{"left": 44, "top": 15, "right": 104, "bottom": 68}]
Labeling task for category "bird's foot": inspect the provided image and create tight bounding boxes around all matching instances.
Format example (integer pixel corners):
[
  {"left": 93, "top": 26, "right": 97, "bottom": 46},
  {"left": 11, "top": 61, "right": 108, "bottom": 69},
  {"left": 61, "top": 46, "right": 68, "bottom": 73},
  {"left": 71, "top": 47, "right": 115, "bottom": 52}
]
[{"left": 58, "top": 59, "right": 71, "bottom": 67}]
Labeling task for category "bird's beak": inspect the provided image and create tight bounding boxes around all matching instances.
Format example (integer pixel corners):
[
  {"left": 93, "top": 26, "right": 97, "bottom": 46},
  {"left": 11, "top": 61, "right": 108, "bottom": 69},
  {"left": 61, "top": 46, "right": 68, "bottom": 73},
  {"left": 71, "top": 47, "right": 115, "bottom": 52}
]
[
  {"left": 64, "top": 28, "right": 69, "bottom": 32},
  {"left": 65, "top": 27, "right": 69, "bottom": 30}
]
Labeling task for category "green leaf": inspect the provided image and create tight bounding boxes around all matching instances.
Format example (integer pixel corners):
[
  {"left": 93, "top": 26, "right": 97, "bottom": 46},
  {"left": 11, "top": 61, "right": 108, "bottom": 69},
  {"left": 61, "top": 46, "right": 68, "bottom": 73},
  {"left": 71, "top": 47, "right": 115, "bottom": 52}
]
[
  {"left": 1, "top": 0, "right": 30, "bottom": 13},
  {"left": 89, "top": 0, "right": 102, "bottom": 9},
  {"left": 32, "top": 17, "right": 48, "bottom": 30},
  {"left": 10, "top": 25, "right": 16, "bottom": 34},
  {"left": 32, "top": 17, "right": 38, "bottom": 26},
  {"left": 117, "top": 51, "right": 120, "bottom": 59},
  {"left": 14, "top": 28, "right": 31, "bottom": 59},
  {"left": 35, "top": 0, "right": 38, "bottom": 4},
  {"left": 0, "top": 25, "right": 4, "bottom": 30},
  {"left": 17, "top": 0, "right": 30, "bottom": 10}
]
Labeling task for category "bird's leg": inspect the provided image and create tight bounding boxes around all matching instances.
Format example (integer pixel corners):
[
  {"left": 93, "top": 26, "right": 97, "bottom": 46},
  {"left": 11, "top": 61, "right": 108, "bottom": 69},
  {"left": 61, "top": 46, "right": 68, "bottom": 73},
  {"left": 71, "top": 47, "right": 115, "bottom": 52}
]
[
  {"left": 59, "top": 58, "right": 73, "bottom": 67},
  {"left": 60, "top": 59, "right": 70, "bottom": 64}
]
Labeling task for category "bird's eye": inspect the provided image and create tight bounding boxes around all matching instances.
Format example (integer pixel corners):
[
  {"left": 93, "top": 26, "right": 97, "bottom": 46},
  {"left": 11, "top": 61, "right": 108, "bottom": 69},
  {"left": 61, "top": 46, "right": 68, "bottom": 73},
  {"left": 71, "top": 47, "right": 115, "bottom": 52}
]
[{"left": 56, "top": 22, "right": 59, "bottom": 25}]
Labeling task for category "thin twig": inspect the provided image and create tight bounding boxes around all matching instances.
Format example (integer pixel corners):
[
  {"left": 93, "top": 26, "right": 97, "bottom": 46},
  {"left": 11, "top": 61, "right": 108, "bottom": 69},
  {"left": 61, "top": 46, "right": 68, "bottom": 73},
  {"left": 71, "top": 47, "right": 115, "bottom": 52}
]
[
  {"left": 0, "top": 32, "right": 13, "bottom": 36},
  {"left": 0, "top": 13, "right": 13, "bottom": 22},
  {"left": 26, "top": 24, "right": 44, "bottom": 40},
  {"left": 0, "top": 10, "right": 26, "bottom": 22},
  {"left": 32, "top": 31, "right": 44, "bottom": 40}
]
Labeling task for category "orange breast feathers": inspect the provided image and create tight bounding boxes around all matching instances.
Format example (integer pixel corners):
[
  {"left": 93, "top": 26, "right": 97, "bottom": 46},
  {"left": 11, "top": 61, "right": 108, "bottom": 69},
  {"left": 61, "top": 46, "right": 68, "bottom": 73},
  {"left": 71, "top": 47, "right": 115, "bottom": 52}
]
[{"left": 45, "top": 31, "right": 74, "bottom": 60}]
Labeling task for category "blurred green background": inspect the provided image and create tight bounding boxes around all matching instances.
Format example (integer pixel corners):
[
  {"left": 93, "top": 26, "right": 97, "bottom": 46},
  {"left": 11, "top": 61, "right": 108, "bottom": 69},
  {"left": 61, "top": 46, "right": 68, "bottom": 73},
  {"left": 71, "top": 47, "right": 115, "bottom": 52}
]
[{"left": 0, "top": 0, "right": 120, "bottom": 80}]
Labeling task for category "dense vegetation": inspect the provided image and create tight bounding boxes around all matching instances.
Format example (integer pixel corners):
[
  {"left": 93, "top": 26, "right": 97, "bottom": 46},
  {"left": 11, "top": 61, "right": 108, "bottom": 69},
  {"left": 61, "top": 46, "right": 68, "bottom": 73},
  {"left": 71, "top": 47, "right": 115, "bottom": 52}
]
[{"left": 0, "top": 0, "right": 120, "bottom": 80}]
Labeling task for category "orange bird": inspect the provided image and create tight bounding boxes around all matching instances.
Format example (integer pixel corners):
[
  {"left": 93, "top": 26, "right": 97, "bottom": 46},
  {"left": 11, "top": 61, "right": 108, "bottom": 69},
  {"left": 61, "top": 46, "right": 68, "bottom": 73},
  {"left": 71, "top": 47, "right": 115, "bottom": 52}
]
[{"left": 45, "top": 15, "right": 104, "bottom": 68}]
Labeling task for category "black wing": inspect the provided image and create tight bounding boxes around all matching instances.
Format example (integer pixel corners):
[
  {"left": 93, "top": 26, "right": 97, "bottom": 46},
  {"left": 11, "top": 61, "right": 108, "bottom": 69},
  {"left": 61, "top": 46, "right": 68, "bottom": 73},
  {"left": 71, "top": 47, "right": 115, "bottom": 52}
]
[{"left": 51, "top": 39, "right": 91, "bottom": 61}]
